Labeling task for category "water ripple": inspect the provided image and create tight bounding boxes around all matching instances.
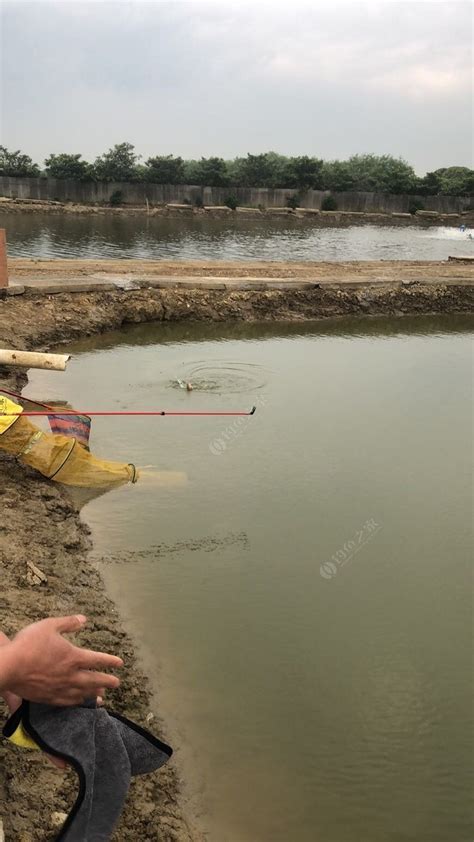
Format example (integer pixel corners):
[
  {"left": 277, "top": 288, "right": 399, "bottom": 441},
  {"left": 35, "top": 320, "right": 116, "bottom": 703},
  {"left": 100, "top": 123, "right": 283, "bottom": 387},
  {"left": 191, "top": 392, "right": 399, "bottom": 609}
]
[{"left": 171, "top": 360, "right": 269, "bottom": 394}]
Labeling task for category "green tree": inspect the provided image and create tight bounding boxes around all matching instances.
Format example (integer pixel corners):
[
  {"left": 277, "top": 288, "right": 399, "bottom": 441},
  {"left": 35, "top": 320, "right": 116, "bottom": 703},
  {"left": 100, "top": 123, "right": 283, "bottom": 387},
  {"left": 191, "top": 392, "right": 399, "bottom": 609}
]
[
  {"left": 283, "top": 156, "right": 324, "bottom": 190},
  {"left": 322, "top": 160, "right": 355, "bottom": 192},
  {"left": 144, "top": 155, "right": 185, "bottom": 184},
  {"left": 322, "top": 154, "right": 417, "bottom": 193},
  {"left": 257, "top": 152, "right": 291, "bottom": 188},
  {"left": 92, "top": 142, "right": 140, "bottom": 182},
  {"left": 183, "top": 157, "right": 229, "bottom": 187},
  {"left": 344, "top": 154, "right": 417, "bottom": 193},
  {"left": 44, "top": 153, "right": 90, "bottom": 180},
  {"left": 416, "top": 171, "right": 443, "bottom": 196},
  {"left": 0, "top": 146, "right": 40, "bottom": 177},
  {"left": 231, "top": 153, "right": 276, "bottom": 187},
  {"left": 3, "top": 141, "right": 472, "bottom": 197},
  {"left": 435, "top": 167, "right": 474, "bottom": 196}
]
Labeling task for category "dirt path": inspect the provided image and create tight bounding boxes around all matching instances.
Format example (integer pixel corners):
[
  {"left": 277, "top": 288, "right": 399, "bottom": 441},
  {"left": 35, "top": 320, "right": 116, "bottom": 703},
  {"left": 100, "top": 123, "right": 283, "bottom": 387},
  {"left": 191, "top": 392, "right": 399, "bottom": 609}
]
[{"left": 9, "top": 256, "right": 474, "bottom": 285}]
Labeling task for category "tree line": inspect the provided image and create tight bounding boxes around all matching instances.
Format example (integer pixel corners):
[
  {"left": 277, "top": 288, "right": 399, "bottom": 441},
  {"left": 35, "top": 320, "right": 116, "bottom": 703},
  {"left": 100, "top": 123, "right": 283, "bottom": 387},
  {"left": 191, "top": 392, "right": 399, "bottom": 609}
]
[{"left": 0, "top": 143, "right": 472, "bottom": 196}]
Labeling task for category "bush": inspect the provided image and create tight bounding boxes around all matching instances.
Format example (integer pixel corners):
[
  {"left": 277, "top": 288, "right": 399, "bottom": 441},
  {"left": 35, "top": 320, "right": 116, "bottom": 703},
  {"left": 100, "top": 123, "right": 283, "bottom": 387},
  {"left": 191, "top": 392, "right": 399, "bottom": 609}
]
[
  {"left": 109, "top": 189, "right": 124, "bottom": 206},
  {"left": 408, "top": 199, "right": 425, "bottom": 215},
  {"left": 144, "top": 155, "right": 185, "bottom": 184},
  {"left": 93, "top": 142, "right": 140, "bottom": 182},
  {"left": 321, "top": 194, "right": 338, "bottom": 211},
  {"left": 184, "top": 157, "right": 229, "bottom": 186},
  {"left": 286, "top": 193, "right": 300, "bottom": 210},
  {"left": 0, "top": 146, "right": 40, "bottom": 177},
  {"left": 224, "top": 195, "right": 238, "bottom": 210},
  {"left": 44, "top": 153, "right": 90, "bottom": 181},
  {"left": 194, "top": 195, "right": 204, "bottom": 208}
]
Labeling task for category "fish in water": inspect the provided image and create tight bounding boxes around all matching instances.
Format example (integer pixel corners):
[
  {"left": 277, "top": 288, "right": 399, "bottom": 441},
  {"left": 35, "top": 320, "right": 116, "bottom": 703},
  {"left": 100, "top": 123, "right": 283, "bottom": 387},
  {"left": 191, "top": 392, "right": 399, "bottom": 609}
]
[{"left": 176, "top": 379, "right": 193, "bottom": 391}]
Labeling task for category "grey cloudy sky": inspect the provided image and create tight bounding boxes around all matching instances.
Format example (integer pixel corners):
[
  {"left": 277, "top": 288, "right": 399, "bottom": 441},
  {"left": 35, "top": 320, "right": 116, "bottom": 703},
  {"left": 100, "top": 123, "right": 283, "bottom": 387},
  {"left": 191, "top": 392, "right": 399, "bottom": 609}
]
[{"left": 1, "top": 0, "right": 472, "bottom": 174}]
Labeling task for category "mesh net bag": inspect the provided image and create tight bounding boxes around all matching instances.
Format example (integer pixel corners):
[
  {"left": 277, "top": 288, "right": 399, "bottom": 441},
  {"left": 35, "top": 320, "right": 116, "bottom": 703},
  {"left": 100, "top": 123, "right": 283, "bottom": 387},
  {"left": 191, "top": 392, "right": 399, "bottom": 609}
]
[{"left": 0, "top": 396, "right": 138, "bottom": 488}]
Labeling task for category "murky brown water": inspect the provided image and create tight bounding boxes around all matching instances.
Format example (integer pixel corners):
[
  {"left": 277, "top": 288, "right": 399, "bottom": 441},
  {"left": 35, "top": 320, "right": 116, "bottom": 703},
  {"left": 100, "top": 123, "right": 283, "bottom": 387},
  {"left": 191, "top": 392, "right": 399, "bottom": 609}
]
[{"left": 27, "top": 315, "right": 473, "bottom": 841}]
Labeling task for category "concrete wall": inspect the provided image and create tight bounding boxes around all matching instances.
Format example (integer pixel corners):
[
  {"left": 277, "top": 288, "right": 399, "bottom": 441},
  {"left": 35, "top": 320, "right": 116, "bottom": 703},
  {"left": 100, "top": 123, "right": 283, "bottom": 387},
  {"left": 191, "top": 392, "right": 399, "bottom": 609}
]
[{"left": 0, "top": 176, "right": 470, "bottom": 214}]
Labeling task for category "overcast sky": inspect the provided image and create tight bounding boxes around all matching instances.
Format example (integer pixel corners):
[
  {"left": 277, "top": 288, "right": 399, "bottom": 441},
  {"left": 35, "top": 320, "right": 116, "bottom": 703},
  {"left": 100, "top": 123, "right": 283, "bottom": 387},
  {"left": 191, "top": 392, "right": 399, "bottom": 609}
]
[{"left": 1, "top": 0, "right": 472, "bottom": 174}]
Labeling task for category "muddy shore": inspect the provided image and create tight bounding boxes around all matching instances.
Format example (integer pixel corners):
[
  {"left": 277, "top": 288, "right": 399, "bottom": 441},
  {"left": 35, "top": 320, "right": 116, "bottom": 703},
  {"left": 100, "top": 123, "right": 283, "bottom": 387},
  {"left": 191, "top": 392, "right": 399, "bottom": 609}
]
[
  {"left": 0, "top": 457, "right": 199, "bottom": 842},
  {"left": 0, "top": 263, "right": 473, "bottom": 841},
  {"left": 0, "top": 265, "right": 472, "bottom": 359}
]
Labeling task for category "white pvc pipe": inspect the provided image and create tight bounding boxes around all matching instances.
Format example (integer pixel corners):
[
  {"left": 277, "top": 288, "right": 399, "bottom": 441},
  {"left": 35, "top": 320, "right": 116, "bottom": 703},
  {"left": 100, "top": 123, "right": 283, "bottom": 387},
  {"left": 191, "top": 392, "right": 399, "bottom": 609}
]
[{"left": 0, "top": 349, "right": 71, "bottom": 371}]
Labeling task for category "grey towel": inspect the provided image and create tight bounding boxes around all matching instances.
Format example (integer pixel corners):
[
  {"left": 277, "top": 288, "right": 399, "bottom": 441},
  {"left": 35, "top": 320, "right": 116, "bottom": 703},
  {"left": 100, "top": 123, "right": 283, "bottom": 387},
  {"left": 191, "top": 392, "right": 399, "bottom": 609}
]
[{"left": 3, "top": 699, "right": 172, "bottom": 841}]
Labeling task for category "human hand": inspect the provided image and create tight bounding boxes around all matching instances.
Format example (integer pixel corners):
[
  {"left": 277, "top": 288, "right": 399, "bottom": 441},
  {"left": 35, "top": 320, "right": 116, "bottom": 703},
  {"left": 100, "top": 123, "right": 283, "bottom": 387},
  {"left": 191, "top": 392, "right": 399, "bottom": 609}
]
[
  {"left": 2, "top": 689, "right": 21, "bottom": 714},
  {"left": 0, "top": 636, "right": 22, "bottom": 714},
  {"left": 1, "top": 615, "right": 122, "bottom": 706}
]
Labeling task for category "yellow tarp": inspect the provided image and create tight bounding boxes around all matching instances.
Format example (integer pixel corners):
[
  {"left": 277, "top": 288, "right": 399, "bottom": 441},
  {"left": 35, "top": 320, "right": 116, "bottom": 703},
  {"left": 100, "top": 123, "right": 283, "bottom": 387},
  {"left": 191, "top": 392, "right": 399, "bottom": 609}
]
[{"left": 0, "top": 396, "right": 23, "bottom": 435}]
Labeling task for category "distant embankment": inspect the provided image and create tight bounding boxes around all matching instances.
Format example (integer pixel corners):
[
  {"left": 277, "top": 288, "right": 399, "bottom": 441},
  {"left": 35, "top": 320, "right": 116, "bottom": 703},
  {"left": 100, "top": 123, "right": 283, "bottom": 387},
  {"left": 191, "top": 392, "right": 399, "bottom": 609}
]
[{"left": 0, "top": 176, "right": 470, "bottom": 214}]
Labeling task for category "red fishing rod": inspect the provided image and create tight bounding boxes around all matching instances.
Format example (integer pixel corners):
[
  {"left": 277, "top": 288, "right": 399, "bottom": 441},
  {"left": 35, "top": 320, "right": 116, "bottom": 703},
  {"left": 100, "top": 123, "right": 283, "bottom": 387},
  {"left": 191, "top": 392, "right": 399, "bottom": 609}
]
[
  {"left": 0, "top": 387, "right": 59, "bottom": 412},
  {"left": 7, "top": 409, "right": 257, "bottom": 417},
  {"left": 0, "top": 387, "right": 257, "bottom": 417}
]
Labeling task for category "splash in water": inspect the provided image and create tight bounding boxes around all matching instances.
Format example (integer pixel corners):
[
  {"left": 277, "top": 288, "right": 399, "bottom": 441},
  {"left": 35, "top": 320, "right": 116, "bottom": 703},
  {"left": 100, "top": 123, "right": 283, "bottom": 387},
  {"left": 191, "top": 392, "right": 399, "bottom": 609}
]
[
  {"left": 170, "top": 361, "right": 269, "bottom": 394},
  {"left": 422, "top": 226, "right": 473, "bottom": 241}
]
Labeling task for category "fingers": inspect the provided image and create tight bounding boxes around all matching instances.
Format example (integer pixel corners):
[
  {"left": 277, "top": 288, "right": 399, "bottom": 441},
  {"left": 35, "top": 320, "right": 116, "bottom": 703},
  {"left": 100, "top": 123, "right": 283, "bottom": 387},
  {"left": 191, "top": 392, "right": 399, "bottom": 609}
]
[
  {"left": 47, "top": 689, "right": 89, "bottom": 706},
  {"left": 75, "top": 670, "right": 120, "bottom": 692},
  {"left": 48, "top": 615, "right": 87, "bottom": 634},
  {"left": 74, "top": 647, "right": 123, "bottom": 672},
  {"left": 3, "top": 691, "right": 21, "bottom": 714},
  {"left": 47, "top": 681, "right": 112, "bottom": 706},
  {"left": 46, "top": 753, "right": 68, "bottom": 770}
]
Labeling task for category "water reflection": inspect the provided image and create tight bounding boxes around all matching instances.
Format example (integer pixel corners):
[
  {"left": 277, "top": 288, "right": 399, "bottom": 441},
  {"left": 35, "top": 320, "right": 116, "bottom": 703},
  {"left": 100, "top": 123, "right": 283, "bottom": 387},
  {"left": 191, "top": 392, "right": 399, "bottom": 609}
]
[
  {"left": 2, "top": 211, "right": 474, "bottom": 261},
  {"left": 60, "top": 313, "right": 474, "bottom": 355}
]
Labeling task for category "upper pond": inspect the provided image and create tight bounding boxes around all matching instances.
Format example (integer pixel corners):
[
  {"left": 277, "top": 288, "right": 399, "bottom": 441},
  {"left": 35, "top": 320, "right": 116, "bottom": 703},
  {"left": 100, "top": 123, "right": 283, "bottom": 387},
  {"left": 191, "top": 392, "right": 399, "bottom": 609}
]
[
  {"left": 2, "top": 212, "right": 473, "bottom": 261},
  {"left": 26, "top": 315, "right": 473, "bottom": 842}
]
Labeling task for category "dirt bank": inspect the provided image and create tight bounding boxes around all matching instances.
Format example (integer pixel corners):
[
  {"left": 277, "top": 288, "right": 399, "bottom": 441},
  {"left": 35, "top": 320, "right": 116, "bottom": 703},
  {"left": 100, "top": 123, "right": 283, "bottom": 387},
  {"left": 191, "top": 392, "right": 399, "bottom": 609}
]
[
  {"left": 0, "top": 458, "right": 198, "bottom": 842},
  {"left": 0, "top": 271, "right": 472, "bottom": 841},
  {"left": 2, "top": 198, "right": 473, "bottom": 227},
  {"left": 9, "top": 256, "right": 474, "bottom": 285},
  {"left": 0, "top": 280, "right": 473, "bottom": 358}
]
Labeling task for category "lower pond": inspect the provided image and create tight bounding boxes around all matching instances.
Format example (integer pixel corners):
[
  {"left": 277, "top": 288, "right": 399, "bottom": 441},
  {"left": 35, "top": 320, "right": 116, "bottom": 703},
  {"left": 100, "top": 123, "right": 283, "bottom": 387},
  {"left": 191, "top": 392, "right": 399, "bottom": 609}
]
[{"left": 27, "top": 315, "right": 473, "bottom": 842}]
